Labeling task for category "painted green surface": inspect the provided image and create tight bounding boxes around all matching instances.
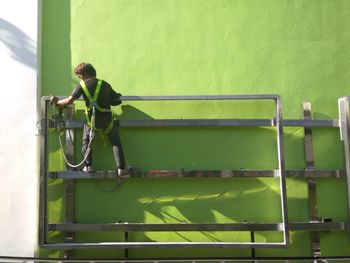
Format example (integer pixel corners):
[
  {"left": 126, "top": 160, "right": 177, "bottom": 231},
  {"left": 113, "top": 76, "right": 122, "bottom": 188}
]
[{"left": 41, "top": 0, "right": 350, "bottom": 258}]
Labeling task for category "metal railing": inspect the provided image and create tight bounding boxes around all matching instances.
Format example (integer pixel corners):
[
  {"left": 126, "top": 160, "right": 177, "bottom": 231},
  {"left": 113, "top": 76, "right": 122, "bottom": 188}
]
[
  {"left": 40, "top": 94, "right": 289, "bottom": 250},
  {"left": 38, "top": 94, "right": 350, "bottom": 259},
  {"left": 2, "top": 256, "right": 350, "bottom": 263}
]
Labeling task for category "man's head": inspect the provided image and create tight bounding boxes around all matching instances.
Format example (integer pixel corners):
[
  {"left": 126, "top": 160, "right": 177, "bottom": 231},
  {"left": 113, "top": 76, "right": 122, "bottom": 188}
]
[{"left": 74, "top": 63, "right": 96, "bottom": 79}]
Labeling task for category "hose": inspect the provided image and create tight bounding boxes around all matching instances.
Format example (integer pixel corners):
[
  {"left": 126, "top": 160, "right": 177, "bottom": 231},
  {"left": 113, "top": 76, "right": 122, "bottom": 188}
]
[
  {"left": 58, "top": 128, "right": 94, "bottom": 168},
  {"left": 52, "top": 105, "right": 126, "bottom": 191},
  {"left": 53, "top": 105, "right": 95, "bottom": 169}
]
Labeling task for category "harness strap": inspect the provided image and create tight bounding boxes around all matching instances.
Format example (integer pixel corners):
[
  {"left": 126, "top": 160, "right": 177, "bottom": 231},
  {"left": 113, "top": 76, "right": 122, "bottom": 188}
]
[
  {"left": 80, "top": 80, "right": 95, "bottom": 102},
  {"left": 80, "top": 80, "right": 111, "bottom": 112},
  {"left": 80, "top": 79, "right": 114, "bottom": 134}
]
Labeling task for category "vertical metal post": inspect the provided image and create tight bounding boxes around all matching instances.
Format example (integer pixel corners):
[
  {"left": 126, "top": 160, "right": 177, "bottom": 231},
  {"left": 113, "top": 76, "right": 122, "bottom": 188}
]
[
  {"left": 275, "top": 97, "right": 289, "bottom": 244},
  {"left": 338, "top": 97, "right": 350, "bottom": 236},
  {"left": 303, "top": 102, "right": 321, "bottom": 261},
  {"left": 39, "top": 98, "right": 49, "bottom": 245},
  {"left": 124, "top": 231, "right": 129, "bottom": 258},
  {"left": 64, "top": 105, "right": 75, "bottom": 259},
  {"left": 250, "top": 231, "right": 256, "bottom": 263},
  {"left": 303, "top": 102, "right": 315, "bottom": 170}
]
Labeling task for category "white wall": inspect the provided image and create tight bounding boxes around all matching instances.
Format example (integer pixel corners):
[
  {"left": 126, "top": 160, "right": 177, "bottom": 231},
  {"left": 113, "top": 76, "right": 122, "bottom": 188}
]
[{"left": 0, "top": 0, "right": 39, "bottom": 257}]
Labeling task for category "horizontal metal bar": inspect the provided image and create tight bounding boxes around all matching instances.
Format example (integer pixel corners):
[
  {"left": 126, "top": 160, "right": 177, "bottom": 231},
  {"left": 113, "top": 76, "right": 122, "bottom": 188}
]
[
  {"left": 283, "top": 119, "right": 339, "bottom": 127},
  {"left": 120, "top": 119, "right": 338, "bottom": 128},
  {"left": 3, "top": 256, "right": 350, "bottom": 263},
  {"left": 121, "top": 95, "right": 280, "bottom": 100},
  {"left": 287, "top": 169, "right": 344, "bottom": 178},
  {"left": 66, "top": 119, "right": 275, "bottom": 128},
  {"left": 121, "top": 95, "right": 280, "bottom": 101},
  {"left": 64, "top": 119, "right": 339, "bottom": 129},
  {"left": 42, "top": 241, "right": 287, "bottom": 249},
  {"left": 49, "top": 169, "right": 345, "bottom": 179},
  {"left": 119, "top": 119, "right": 275, "bottom": 127},
  {"left": 291, "top": 222, "right": 347, "bottom": 231},
  {"left": 50, "top": 223, "right": 282, "bottom": 232},
  {"left": 50, "top": 222, "right": 347, "bottom": 233},
  {"left": 42, "top": 94, "right": 280, "bottom": 102}
]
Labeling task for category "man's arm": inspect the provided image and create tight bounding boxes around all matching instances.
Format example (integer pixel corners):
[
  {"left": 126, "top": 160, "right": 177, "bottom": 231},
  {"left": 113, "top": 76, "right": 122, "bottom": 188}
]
[
  {"left": 110, "top": 86, "right": 122, "bottom": 106},
  {"left": 50, "top": 95, "right": 76, "bottom": 106}
]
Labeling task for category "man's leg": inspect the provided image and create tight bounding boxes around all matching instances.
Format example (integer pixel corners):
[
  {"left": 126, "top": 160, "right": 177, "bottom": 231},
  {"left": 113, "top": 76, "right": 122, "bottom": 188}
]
[
  {"left": 107, "top": 123, "right": 126, "bottom": 169},
  {"left": 82, "top": 123, "right": 93, "bottom": 167}
]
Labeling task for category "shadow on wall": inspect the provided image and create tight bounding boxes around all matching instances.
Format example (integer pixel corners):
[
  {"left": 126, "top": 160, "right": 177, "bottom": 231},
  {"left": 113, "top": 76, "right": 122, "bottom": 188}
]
[
  {"left": 118, "top": 104, "right": 154, "bottom": 120},
  {"left": 0, "top": 18, "right": 36, "bottom": 69}
]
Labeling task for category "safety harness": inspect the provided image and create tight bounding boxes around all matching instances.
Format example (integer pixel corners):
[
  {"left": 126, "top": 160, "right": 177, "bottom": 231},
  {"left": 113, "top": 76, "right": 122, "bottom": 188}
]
[{"left": 80, "top": 79, "right": 114, "bottom": 134}]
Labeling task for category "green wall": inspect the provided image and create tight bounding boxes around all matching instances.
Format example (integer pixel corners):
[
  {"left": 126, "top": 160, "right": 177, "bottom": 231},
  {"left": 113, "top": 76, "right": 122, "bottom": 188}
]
[{"left": 41, "top": 0, "right": 350, "bottom": 259}]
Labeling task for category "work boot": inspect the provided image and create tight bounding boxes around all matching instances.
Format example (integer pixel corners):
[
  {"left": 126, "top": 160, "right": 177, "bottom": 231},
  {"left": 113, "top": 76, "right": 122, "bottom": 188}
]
[
  {"left": 118, "top": 166, "right": 132, "bottom": 178},
  {"left": 82, "top": 165, "right": 94, "bottom": 173}
]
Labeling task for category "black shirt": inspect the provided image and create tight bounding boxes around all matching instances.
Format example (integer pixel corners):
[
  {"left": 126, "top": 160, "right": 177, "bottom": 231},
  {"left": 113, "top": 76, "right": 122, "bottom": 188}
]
[{"left": 71, "top": 78, "right": 119, "bottom": 129}]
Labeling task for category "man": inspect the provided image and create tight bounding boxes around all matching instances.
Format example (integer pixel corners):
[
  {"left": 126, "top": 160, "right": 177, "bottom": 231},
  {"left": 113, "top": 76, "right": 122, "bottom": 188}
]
[{"left": 50, "top": 62, "right": 129, "bottom": 175}]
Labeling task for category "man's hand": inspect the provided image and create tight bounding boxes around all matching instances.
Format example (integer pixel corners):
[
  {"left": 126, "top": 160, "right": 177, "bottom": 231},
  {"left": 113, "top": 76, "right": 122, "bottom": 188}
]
[
  {"left": 50, "top": 96, "right": 58, "bottom": 105},
  {"left": 50, "top": 95, "right": 75, "bottom": 107}
]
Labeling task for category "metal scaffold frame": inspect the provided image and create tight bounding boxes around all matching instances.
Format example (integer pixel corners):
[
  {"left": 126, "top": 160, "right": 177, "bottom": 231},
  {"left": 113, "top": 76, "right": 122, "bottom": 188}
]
[
  {"left": 3, "top": 255, "right": 350, "bottom": 262},
  {"left": 39, "top": 94, "right": 350, "bottom": 258},
  {"left": 338, "top": 96, "right": 350, "bottom": 235}
]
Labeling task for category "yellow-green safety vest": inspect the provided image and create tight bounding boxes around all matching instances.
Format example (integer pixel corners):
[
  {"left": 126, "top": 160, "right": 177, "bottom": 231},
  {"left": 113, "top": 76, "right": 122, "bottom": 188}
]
[{"left": 80, "top": 80, "right": 114, "bottom": 134}]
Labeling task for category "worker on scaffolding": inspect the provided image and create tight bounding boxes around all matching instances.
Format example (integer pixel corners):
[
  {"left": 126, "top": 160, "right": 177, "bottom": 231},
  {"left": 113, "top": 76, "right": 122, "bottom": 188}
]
[{"left": 50, "top": 62, "right": 129, "bottom": 176}]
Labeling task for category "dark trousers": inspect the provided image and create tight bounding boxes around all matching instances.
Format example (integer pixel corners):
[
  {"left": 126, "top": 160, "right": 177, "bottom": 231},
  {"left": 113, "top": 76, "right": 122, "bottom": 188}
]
[{"left": 82, "top": 122, "right": 126, "bottom": 169}]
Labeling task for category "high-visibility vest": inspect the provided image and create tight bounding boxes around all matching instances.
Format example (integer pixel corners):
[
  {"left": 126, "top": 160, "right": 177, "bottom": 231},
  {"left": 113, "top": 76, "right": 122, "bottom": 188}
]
[{"left": 80, "top": 79, "right": 114, "bottom": 134}]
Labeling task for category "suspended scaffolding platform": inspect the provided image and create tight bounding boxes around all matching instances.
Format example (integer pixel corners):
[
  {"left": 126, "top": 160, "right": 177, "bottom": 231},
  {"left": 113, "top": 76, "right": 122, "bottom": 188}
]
[{"left": 39, "top": 95, "right": 350, "bottom": 259}]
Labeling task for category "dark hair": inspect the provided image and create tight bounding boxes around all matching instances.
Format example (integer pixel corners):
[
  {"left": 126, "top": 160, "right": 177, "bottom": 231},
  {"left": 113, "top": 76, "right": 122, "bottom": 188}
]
[{"left": 74, "top": 63, "right": 96, "bottom": 77}]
